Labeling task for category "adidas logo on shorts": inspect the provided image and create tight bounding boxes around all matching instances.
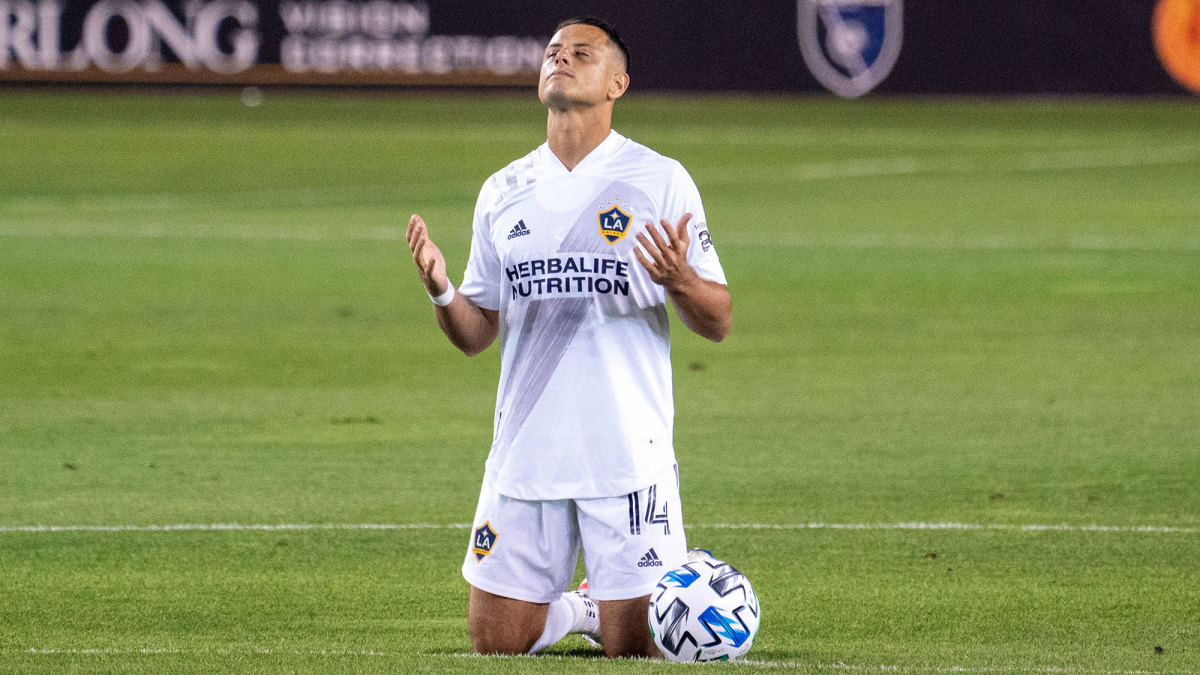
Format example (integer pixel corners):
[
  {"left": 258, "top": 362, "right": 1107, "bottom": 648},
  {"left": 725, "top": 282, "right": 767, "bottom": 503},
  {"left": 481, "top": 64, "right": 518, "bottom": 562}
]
[
  {"left": 637, "top": 548, "right": 664, "bottom": 568},
  {"left": 507, "top": 219, "right": 531, "bottom": 240}
]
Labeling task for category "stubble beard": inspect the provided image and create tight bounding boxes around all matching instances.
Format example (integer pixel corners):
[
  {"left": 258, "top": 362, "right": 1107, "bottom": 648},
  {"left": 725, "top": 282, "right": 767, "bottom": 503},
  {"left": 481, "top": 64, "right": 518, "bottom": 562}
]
[{"left": 540, "top": 81, "right": 581, "bottom": 112}]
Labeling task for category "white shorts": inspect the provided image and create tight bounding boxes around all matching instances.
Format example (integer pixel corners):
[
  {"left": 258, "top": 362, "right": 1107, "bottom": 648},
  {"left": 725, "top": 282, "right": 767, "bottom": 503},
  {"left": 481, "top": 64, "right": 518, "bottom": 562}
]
[{"left": 461, "top": 463, "right": 687, "bottom": 603}]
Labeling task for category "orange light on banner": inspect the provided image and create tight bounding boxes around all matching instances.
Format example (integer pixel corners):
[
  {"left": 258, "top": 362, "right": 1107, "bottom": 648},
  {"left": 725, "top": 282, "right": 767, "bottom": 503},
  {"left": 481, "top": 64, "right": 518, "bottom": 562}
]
[{"left": 1153, "top": 0, "right": 1200, "bottom": 93}]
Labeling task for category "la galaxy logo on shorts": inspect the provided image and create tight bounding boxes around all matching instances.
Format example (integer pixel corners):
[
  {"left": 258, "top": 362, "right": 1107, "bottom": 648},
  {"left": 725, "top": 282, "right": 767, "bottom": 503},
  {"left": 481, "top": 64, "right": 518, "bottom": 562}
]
[
  {"left": 598, "top": 204, "right": 632, "bottom": 244},
  {"left": 472, "top": 521, "right": 498, "bottom": 562},
  {"left": 797, "top": 0, "right": 903, "bottom": 98}
]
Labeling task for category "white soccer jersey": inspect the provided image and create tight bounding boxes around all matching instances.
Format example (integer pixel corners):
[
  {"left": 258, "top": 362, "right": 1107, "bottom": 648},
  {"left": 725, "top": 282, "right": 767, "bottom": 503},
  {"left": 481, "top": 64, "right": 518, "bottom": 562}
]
[{"left": 459, "top": 130, "right": 726, "bottom": 500}]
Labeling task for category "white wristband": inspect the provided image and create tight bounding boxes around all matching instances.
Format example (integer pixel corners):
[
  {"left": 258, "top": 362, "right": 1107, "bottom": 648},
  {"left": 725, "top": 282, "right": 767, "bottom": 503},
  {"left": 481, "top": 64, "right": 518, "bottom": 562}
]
[{"left": 429, "top": 282, "right": 456, "bottom": 306}]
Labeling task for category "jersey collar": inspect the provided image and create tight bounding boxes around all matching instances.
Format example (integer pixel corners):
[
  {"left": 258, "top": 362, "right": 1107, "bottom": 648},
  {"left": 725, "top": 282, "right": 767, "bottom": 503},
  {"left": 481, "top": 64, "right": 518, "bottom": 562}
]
[{"left": 541, "top": 130, "right": 626, "bottom": 175}]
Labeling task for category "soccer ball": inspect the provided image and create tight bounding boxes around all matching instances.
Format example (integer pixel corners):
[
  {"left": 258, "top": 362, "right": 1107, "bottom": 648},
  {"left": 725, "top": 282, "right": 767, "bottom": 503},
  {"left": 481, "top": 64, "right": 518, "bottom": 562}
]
[{"left": 647, "top": 555, "right": 760, "bottom": 662}]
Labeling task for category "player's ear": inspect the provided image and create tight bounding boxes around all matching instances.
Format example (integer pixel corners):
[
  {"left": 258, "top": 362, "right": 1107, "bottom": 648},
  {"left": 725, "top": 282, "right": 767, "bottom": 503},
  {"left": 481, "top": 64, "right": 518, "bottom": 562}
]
[{"left": 609, "top": 71, "right": 630, "bottom": 101}]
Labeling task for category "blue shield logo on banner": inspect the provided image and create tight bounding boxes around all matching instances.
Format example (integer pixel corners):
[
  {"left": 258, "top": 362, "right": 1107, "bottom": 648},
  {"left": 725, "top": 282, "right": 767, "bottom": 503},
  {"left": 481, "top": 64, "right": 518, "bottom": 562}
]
[{"left": 798, "top": 0, "right": 903, "bottom": 98}]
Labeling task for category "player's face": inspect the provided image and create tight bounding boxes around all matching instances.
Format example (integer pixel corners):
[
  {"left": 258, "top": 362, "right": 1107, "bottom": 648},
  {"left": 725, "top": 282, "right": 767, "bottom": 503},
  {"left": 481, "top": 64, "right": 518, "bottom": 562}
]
[{"left": 538, "top": 24, "right": 627, "bottom": 110}]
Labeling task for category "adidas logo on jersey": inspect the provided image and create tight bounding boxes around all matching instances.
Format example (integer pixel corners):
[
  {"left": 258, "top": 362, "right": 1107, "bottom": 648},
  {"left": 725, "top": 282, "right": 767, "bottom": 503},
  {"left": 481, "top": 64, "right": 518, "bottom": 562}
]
[
  {"left": 507, "top": 219, "right": 531, "bottom": 240},
  {"left": 637, "top": 548, "right": 664, "bottom": 568}
]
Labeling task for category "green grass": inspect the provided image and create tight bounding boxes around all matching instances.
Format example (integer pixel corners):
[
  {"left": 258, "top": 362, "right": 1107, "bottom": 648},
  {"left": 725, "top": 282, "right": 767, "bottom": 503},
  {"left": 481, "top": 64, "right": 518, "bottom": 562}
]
[{"left": 1, "top": 91, "right": 1198, "bottom": 673}]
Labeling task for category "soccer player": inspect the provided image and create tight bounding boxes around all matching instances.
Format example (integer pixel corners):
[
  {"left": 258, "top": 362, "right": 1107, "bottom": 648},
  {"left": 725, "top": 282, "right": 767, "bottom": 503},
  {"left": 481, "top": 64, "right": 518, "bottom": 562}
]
[{"left": 405, "top": 17, "right": 731, "bottom": 658}]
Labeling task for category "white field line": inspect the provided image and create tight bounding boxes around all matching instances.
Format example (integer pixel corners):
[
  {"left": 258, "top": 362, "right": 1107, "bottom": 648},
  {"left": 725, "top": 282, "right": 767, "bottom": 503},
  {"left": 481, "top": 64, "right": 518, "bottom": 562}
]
[
  {"left": 453, "top": 653, "right": 1187, "bottom": 674},
  {"left": 12, "top": 649, "right": 1187, "bottom": 674},
  {"left": 0, "top": 522, "right": 468, "bottom": 533},
  {"left": 734, "top": 658, "right": 1180, "bottom": 675},
  {"left": 702, "top": 522, "right": 1200, "bottom": 534},
  {"left": 0, "top": 521, "right": 1195, "bottom": 535},
  {"left": 16, "top": 647, "right": 391, "bottom": 656}
]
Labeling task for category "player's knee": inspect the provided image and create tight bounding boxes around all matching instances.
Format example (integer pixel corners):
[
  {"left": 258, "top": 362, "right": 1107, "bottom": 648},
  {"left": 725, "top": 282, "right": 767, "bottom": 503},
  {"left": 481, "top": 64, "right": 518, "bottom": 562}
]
[
  {"left": 468, "top": 586, "right": 548, "bottom": 654},
  {"left": 596, "top": 594, "right": 659, "bottom": 659},
  {"left": 600, "top": 626, "right": 659, "bottom": 659},
  {"left": 469, "top": 619, "right": 540, "bottom": 655}
]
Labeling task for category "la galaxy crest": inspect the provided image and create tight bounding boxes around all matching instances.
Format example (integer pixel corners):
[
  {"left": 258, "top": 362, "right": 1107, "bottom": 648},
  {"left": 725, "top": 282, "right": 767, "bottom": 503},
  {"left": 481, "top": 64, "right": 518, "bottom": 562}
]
[
  {"left": 798, "top": 0, "right": 903, "bottom": 98},
  {"left": 472, "top": 522, "right": 497, "bottom": 562},
  {"left": 598, "top": 204, "right": 632, "bottom": 244}
]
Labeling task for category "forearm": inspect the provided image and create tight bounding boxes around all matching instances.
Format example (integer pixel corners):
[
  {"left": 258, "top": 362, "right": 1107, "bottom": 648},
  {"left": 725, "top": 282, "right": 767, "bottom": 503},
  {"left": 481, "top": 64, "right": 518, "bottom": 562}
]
[
  {"left": 433, "top": 288, "right": 499, "bottom": 356},
  {"left": 667, "top": 276, "right": 732, "bottom": 343}
]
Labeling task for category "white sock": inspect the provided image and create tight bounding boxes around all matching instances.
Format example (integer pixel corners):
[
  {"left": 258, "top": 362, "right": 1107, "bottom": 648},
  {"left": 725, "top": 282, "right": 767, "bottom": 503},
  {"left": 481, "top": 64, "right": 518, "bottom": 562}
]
[
  {"left": 528, "top": 594, "right": 578, "bottom": 654},
  {"left": 566, "top": 591, "right": 600, "bottom": 636}
]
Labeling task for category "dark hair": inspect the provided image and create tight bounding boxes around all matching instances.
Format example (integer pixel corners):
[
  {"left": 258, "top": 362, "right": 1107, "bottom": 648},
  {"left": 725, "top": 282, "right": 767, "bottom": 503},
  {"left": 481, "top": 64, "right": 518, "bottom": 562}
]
[{"left": 555, "top": 17, "right": 630, "bottom": 72}]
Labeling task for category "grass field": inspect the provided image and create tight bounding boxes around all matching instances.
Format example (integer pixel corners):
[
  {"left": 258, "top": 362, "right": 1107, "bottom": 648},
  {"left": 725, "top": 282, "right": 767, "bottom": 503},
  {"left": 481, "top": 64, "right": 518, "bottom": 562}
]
[{"left": 1, "top": 91, "right": 1198, "bottom": 673}]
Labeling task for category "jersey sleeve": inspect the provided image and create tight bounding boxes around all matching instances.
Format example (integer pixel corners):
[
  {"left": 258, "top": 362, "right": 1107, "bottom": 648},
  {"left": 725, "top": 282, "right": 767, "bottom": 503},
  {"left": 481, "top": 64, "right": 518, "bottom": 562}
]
[
  {"left": 458, "top": 180, "right": 503, "bottom": 311},
  {"left": 665, "top": 162, "right": 727, "bottom": 286}
]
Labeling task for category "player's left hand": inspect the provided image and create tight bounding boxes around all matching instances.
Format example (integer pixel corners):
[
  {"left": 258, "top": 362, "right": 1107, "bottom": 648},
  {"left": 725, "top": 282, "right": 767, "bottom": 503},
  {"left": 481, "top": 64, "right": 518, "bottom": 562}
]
[{"left": 634, "top": 213, "right": 700, "bottom": 292}]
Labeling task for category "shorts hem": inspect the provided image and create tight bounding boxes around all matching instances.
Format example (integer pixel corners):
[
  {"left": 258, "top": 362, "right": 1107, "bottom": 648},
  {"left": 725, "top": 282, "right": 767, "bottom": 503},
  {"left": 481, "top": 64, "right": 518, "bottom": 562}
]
[
  {"left": 462, "top": 565, "right": 560, "bottom": 605},
  {"left": 587, "top": 581, "right": 661, "bottom": 602}
]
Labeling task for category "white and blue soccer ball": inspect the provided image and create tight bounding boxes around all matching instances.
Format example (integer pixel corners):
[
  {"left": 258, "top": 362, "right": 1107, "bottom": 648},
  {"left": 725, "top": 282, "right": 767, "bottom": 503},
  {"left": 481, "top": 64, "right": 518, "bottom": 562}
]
[{"left": 647, "top": 554, "right": 760, "bottom": 662}]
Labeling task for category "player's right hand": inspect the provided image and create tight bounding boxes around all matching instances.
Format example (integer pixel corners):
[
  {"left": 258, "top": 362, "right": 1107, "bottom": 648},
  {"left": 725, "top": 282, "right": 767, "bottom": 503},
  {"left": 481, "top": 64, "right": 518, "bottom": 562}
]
[{"left": 406, "top": 214, "right": 449, "bottom": 297}]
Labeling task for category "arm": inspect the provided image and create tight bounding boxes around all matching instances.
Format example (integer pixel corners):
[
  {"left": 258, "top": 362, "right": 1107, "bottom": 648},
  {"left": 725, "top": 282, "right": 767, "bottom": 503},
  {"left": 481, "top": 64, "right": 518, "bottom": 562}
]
[
  {"left": 406, "top": 214, "right": 499, "bottom": 356},
  {"left": 633, "top": 213, "right": 732, "bottom": 343}
]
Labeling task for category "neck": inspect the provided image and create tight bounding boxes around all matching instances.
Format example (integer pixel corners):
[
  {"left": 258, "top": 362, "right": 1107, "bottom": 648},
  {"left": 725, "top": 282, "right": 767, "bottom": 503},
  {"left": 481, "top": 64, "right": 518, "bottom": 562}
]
[{"left": 545, "top": 105, "right": 613, "bottom": 171}]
